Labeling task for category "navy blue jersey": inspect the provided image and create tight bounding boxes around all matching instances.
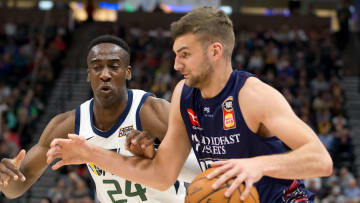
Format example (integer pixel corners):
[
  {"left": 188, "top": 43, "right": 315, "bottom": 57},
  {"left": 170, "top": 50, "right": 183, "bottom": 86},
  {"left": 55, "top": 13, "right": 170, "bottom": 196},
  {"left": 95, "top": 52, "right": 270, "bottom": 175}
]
[{"left": 180, "top": 70, "right": 314, "bottom": 202}]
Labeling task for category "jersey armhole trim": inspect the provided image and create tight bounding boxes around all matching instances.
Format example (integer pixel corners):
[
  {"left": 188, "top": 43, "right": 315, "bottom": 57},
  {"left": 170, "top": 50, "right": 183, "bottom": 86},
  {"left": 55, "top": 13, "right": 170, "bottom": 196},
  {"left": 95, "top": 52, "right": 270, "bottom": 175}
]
[
  {"left": 135, "top": 92, "right": 153, "bottom": 131},
  {"left": 74, "top": 106, "right": 81, "bottom": 135}
]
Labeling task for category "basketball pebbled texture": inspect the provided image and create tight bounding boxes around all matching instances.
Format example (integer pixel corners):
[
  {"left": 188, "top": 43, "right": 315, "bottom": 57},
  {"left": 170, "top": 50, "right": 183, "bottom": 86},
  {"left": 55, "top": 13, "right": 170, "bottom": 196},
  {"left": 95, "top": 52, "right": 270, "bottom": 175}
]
[{"left": 185, "top": 167, "right": 260, "bottom": 203}]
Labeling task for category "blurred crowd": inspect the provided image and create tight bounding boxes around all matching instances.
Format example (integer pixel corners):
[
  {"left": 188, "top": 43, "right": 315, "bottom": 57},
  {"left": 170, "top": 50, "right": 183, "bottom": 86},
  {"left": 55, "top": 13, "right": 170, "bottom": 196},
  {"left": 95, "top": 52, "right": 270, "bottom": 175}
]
[
  {"left": 0, "top": 17, "right": 70, "bottom": 155},
  {"left": 0, "top": 17, "right": 70, "bottom": 203},
  {"left": 0, "top": 16, "right": 358, "bottom": 203}
]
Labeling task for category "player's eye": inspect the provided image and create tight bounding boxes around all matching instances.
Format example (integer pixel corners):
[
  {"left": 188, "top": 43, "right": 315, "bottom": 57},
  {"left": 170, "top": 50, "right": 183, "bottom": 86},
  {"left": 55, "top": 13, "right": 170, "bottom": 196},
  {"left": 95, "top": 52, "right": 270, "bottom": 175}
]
[
  {"left": 110, "top": 64, "right": 119, "bottom": 70},
  {"left": 92, "top": 65, "right": 101, "bottom": 71},
  {"left": 182, "top": 52, "right": 190, "bottom": 58}
]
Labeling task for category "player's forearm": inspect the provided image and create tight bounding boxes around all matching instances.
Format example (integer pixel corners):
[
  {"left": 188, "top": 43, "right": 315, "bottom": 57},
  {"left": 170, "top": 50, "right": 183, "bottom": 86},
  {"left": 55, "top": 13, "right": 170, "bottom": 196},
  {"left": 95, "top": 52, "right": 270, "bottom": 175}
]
[
  {"left": 257, "top": 142, "right": 333, "bottom": 179},
  {"left": 89, "top": 145, "right": 175, "bottom": 190}
]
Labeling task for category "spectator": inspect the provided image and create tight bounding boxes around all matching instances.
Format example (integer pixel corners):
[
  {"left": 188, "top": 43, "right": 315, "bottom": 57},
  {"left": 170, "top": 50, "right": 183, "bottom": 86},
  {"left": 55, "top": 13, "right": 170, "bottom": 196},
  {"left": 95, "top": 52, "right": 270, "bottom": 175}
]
[
  {"left": 344, "top": 178, "right": 360, "bottom": 202},
  {"left": 47, "top": 178, "right": 69, "bottom": 203},
  {"left": 322, "top": 185, "right": 346, "bottom": 203}
]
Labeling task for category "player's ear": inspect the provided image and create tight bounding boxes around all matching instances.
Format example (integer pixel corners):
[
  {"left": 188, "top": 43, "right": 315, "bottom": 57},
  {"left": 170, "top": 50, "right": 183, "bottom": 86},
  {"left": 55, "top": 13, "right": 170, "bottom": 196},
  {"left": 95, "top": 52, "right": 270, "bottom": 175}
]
[
  {"left": 209, "top": 42, "right": 222, "bottom": 61},
  {"left": 126, "top": 66, "right": 132, "bottom": 81},
  {"left": 212, "top": 42, "right": 222, "bottom": 57},
  {"left": 213, "top": 49, "right": 218, "bottom": 56}
]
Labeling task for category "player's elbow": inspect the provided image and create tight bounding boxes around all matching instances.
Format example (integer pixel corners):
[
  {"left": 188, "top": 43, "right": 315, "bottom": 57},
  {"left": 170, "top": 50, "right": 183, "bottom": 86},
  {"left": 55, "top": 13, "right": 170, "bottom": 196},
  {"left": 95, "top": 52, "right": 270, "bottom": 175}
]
[
  {"left": 157, "top": 184, "right": 171, "bottom": 191},
  {"left": 155, "top": 173, "right": 178, "bottom": 191},
  {"left": 156, "top": 179, "right": 178, "bottom": 191},
  {"left": 316, "top": 149, "right": 333, "bottom": 177},
  {"left": 321, "top": 154, "right": 333, "bottom": 177}
]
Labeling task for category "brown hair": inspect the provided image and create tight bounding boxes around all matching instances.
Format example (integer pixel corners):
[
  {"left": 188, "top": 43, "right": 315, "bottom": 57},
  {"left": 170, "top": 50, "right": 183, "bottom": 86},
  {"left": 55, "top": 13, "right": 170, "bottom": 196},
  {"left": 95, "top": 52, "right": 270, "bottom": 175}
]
[{"left": 170, "top": 7, "right": 235, "bottom": 59}]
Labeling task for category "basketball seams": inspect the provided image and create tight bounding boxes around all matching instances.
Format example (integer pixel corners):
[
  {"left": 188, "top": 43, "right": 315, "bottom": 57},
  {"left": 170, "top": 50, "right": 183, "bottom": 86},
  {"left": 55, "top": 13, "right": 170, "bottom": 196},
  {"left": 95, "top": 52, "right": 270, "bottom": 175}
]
[
  {"left": 248, "top": 190, "right": 258, "bottom": 203},
  {"left": 191, "top": 176, "right": 208, "bottom": 185},
  {"left": 235, "top": 186, "right": 244, "bottom": 203},
  {"left": 186, "top": 168, "right": 259, "bottom": 203}
]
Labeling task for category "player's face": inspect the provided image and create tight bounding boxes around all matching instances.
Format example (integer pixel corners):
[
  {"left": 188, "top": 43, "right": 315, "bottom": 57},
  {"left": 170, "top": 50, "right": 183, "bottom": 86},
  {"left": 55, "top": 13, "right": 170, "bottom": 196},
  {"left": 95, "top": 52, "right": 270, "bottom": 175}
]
[
  {"left": 173, "top": 33, "right": 213, "bottom": 88},
  {"left": 87, "top": 43, "right": 131, "bottom": 106}
]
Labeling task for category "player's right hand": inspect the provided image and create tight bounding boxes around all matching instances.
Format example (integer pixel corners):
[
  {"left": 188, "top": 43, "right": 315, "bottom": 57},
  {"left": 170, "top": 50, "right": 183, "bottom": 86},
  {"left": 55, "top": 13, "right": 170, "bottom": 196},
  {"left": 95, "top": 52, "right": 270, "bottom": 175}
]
[
  {"left": 0, "top": 149, "right": 26, "bottom": 187},
  {"left": 47, "top": 134, "right": 90, "bottom": 170},
  {"left": 125, "top": 130, "right": 155, "bottom": 159}
]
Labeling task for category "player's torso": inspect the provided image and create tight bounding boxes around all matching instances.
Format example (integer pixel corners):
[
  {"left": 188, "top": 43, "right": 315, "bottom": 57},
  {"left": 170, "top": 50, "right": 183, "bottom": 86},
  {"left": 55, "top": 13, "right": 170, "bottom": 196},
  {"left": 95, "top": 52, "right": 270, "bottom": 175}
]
[
  {"left": 180, "top": 70, "right": 289, "bottom": 168},
  {"left": 75, "top": 89, "right": 186, "bottom": 203},
  {"left": 180, "top": 70, "right": 314, "bottom": 202}
]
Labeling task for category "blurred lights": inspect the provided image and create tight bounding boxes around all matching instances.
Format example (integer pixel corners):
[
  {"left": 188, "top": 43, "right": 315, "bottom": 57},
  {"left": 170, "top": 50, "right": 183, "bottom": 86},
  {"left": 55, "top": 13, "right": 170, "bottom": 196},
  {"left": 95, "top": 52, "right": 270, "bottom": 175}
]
[
  {"left": 164, "top": 4, "right": 192, "bottom": 13},
  {"left": 314, "top": 9, "right": 338, "bottom": 31},
  {"left": 124, "top": 2, "right": 135, "bottom": 12},
  {"left": 160, "top": 4, "right": 172, "bottom": 14},
  {"left": 94, "top": 9, "right": 117, "bottom": 21},
  {"left": 220, "top": 6, "right": 232, "bottom": 15},
  {"left": 99, "top": 2, "right": 119, "bottom": 10},
  {"left": 265, "top": 9, "right": 290, "bottom": 17},
  {"left": 70, "top": 2, "right": 87, "bottom": 21},
  {"left": 76, "top": 2, "right": 82, "bottom": 9},
  {"left": 38, "top": 0, "right": 53, "bottom": 10}
]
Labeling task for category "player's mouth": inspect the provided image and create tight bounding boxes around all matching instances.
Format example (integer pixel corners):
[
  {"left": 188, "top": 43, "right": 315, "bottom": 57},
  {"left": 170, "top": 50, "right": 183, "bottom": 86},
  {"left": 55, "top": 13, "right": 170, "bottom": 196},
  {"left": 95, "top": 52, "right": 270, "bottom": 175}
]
[{"left": 100, "top": 86, "right": 112, "bottom": 93}]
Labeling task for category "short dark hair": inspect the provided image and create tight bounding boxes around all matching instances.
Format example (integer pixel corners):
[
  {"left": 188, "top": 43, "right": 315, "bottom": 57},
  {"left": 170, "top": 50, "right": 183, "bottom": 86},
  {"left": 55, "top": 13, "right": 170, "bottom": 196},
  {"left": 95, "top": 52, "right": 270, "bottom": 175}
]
[
  {"left": 87, "top": 35, "right": 131, "bottom": 66},
  {"left": 170, "top": 7, "right": 235, "bottom": 59},
  {"left": 88, "top": 35, "right": 131, "bottom": 55}
]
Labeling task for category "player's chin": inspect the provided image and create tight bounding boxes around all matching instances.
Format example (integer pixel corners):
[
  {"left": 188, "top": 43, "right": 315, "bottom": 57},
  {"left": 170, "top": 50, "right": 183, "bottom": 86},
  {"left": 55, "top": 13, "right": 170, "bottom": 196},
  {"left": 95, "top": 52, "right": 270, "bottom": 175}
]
[
  {"left": 184, "top": 78, "right": 193, "bottom": 86},
  {"left": 96, "top": 91, "right": 115, "bottom": 100},
  {"left": 185, "top": 79, "right": 200, "bottom": 88}
]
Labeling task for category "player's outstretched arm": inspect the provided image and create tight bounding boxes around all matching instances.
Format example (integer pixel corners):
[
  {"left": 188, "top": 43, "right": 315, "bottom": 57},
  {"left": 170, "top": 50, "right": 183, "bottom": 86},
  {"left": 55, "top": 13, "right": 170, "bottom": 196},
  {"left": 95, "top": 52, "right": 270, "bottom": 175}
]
[
  {"left": 1, "top": 111, "right": 75, "bottom": 199},
  {"left": 47, "top": 81, "right": 192, "bottom": 190},
  {"left": 209, "top": 77, "right": 333, "bottom": 200}
]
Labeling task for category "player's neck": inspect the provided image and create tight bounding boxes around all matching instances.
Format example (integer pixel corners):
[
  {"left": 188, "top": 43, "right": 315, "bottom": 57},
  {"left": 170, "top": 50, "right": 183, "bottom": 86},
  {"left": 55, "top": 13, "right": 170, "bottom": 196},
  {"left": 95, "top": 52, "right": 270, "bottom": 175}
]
[
  {"left": 92, "top": 93, "right": 128, "bottom": 131},
  {"left": 200, "top": 60, "right": 233, "bottom": 99}
]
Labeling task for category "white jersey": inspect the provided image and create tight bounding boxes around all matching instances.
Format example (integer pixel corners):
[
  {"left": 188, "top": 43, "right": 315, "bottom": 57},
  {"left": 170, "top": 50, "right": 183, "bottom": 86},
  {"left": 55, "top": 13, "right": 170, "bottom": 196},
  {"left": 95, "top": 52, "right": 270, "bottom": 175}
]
[{"left": 75, "top": 89, "right": 201, "bottom": 203}]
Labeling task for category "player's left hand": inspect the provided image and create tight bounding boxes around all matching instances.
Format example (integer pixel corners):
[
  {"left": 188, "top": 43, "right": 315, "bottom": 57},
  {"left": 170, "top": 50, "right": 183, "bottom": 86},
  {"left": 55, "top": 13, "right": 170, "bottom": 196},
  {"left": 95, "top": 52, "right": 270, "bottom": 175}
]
[
  {"left": 207, "top": 158, "right": 263, "bottom": 201},
  {"left": 125, "top": 130, "right": 155, "bottom": 159}
]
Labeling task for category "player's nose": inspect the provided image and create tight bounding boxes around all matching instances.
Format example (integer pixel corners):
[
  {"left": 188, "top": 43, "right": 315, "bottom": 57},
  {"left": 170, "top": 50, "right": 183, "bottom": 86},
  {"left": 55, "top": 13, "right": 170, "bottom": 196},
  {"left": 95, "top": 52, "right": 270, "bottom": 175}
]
[
  {"left": 100, "top": 67, "right": 111, "bottom": 82},
  {"left": 174, "top": 56, "right": 184, "bottom": 71}
]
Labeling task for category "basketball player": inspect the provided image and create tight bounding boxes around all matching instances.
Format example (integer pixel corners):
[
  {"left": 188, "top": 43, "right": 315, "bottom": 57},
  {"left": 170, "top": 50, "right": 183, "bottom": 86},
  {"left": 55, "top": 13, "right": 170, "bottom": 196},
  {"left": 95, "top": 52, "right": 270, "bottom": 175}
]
[
  {"left": 0, "top": 35, "right": 200, "bottom": 202},
  {"left": 46, "top": 7, "right": 333, "bottom": 202}
]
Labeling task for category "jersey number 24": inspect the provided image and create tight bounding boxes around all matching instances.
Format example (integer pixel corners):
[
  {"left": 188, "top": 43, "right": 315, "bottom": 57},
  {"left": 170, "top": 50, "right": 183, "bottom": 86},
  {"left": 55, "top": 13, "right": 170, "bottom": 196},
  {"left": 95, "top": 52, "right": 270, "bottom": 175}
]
[{"left": 103, "top": 179, "right": 147, "bottom": 202}]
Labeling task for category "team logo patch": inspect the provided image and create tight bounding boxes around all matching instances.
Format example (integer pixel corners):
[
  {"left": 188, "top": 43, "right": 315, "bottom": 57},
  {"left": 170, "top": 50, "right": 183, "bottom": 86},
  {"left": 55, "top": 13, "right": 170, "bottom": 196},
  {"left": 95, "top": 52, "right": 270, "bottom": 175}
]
[
  {"left": 88, "top": 149, "right": 120, "bottom": 177},
  {"left": 119, "top": 125, "right": 134, "bottom": 137},
  {"left": 222, "top": 96, "right": 236, "bottom": 130},
  {"left": 88, "top": 162, "right": 105, "bottom": 176},
  {"left": 187, "top": 108, "right": 200, "bottom": 127}
]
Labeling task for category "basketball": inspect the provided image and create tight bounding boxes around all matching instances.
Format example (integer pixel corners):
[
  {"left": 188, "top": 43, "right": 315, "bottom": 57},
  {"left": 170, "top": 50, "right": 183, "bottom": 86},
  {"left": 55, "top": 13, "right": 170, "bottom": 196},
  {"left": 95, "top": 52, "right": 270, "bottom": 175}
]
[{"left": 185, "top": 168, "right": 260, "bottom": 203}]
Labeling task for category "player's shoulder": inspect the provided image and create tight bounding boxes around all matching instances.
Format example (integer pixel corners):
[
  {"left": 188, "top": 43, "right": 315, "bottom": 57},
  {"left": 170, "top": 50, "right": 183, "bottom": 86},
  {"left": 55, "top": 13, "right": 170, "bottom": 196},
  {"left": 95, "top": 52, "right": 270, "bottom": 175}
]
[
  {"left": 39, "top": 110, "right": 76, "bottom": 147},
  {"left": 143, "top": 95, "right": 169, "bottom": 107},
  {"left": 239, "top": 76, "right": 278, "bottom": 117},
  {"left": 46, "top": 110, "right": 76, "bottom": 138},
  {"left": 241, "top": 76, "right": 272, "bottom": 100},
  {"left": 240, "top": 76, "right": 283, "bottom": 115},
  {"left": 173, "top": 79, "right": 185, "bottom": 97},
  {"left": 51, "top": 110, "right": 76, "bottom": 126},
  {"left": 243, "top": 76, "right": 263, "bottom": 91}
]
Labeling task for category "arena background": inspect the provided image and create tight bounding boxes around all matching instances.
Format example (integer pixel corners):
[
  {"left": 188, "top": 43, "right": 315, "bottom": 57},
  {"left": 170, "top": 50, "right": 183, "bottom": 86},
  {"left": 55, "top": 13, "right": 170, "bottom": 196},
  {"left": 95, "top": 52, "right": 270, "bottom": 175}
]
[{"left": 0, "top": 0, "right": 359, "bottom": 202}]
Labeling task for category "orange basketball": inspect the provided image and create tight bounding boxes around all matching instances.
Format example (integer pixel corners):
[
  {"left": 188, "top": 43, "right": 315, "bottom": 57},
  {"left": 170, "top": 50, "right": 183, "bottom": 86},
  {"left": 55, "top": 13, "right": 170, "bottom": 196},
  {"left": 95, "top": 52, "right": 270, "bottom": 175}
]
[{"left": 185, "top": 168, "right": 260, "bottom": 203}]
